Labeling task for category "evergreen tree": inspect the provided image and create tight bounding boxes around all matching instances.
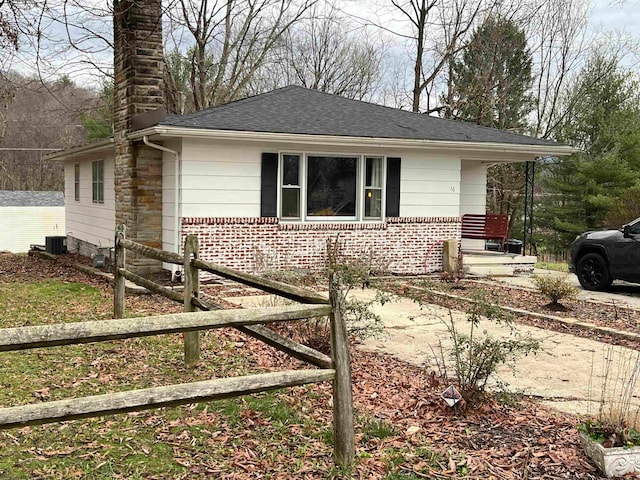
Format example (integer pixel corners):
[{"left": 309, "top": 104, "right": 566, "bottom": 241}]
[
  {"left": 79, "top": 80, "right": 113, "bottom": 140},
  {"left": 448, "top": 15, "right": 534, "bottom": 237},
  {"left": 448, "top": 15, "right": 533, "bottom": 130},
  {"left": 537, "top": 51, "right": 640, "bottom": 251}
]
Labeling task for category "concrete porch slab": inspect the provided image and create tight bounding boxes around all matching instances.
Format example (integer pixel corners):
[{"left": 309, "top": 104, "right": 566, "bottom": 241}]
[{"left": 462, "top": 251, "right": 536, "bottom": 276}]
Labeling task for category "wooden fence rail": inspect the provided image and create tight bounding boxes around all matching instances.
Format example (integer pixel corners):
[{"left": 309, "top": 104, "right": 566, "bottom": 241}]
[
  {"left": 0, "top": 231, "right": 355, "bottom": 469},
  {"left": 0, "top": 370, "right": 334, "bottom": 430},
  {"left": 0, "top": 305, "right": 332, "bottom": 351}
]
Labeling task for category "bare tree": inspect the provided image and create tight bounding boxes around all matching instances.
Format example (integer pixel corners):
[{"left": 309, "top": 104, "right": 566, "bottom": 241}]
[
  {"left": 0, "top": 74, "right": 98, "bottom": 191},
  {"left": 381, "top": 0, "right": 489, "bottom": 113},
  {"left": 165, "top": 0, "right": 317, "bottom": 112},
  {"left": 28, "top": 0, "right": 114, "bottom": 86},
  {"left": 526, "top": 0, "right": 591, "bottom": 139},
  {"left": 260, "top": 2, "right": 383, "bottom": 100}
]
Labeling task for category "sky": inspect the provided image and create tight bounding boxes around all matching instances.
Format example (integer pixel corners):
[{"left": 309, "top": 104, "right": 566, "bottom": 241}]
[
  {"left": 591, "top": 0, "right": 640, "bottom": 33},
  {"left": 6, "top": 0, "right": 640, "bottom": 91}
]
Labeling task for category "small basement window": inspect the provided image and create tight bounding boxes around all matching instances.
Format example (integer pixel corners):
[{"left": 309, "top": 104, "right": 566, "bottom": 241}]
[{"left": 92, "top": 160, "right": 104, "bottom": 204}]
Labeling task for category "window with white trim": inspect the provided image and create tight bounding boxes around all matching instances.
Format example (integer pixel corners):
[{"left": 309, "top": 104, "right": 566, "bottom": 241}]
[
  {"left": 74, "top": 163, "right": 80, "bottom": 202},
  {"left": 364, "top": 157, "right": 383, "bottom": 219},
  {"left": 281, "top": 154, "right": 301, "bottom": 219},
  {"left": 279, "top": 154, "right": 385, "bottom": 221},
  {"left": 92, "top": 160, "right": 104, "bottom": 204}
]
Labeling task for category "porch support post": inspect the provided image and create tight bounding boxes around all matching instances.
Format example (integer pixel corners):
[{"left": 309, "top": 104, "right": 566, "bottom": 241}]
[{"left": 523, "top": 160, "right": 536, "bottom": 256}]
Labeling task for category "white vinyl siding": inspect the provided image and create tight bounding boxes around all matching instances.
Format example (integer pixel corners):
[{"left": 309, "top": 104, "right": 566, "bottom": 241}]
[
  {"left": 161, "top": 139, "right": 180, "bottom": 255},
  {"left": 400, "top": 154, "right": 461, "bottom": 217},
  {"left": 460, "top": 160, "right": 488, "bottom": 216},
  {"left": 460, "top": 159, "right": 489, "bottom": 250},
  {"left": 180, "top": 139, "right": 262, "bottom": 218},
  {"left": 179, "top": 140, "right": 467, "bottom": 220},
  {"left": 65, "top": 155, "right": 115, "bottom": 248}
]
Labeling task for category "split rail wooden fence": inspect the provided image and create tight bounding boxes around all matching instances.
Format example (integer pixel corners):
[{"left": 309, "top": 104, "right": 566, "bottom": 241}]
[{"left": 0, "top": 231, "right": 355, "bottom": 467}]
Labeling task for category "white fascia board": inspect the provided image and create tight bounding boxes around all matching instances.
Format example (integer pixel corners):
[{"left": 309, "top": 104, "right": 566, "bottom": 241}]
[
  {"left": 129, "top": 126, "right": 578, "bottom": 157},
  {"left": 44, "top": 138, "right": 114, "bottom": 161}
]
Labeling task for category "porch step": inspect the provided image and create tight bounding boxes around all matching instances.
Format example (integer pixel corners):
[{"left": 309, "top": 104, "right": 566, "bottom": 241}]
[{"left": 462, "top": 252, "right": 536, "bottom": 277}]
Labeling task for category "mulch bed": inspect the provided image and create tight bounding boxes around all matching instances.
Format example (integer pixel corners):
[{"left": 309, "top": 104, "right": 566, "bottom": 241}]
[{"left": 0, "top": 254, "right": 610, "bottom": 478}]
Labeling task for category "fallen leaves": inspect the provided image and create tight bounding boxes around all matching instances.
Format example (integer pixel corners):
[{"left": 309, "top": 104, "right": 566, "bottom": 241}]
[{"left": 0, "top": 254, "right": 609, "bottom": 478}]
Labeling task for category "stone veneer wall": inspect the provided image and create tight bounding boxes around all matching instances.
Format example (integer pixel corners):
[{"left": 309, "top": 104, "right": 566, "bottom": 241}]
[
  {"left": 113, "top": 0, "right": 164, "bottom": 274},
  {"left": 181, "top": 217, "right": 461, "bottom": 275}
]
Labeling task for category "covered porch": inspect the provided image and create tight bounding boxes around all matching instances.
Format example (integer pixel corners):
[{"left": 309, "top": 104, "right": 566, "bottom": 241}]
[{"left": 459, "top": 159, "right": 538, "bottom": 277}]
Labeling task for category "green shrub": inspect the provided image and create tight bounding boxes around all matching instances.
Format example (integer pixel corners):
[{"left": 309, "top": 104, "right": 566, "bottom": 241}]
[
  {"left": 445, "top": 296, "right": 540, "bottom": 405},
  {"left": 531, "top": 275, "right": 578, "bottom": 306},
  {"left": 423, "top": 293, "right": 540, "bottom": 406}
]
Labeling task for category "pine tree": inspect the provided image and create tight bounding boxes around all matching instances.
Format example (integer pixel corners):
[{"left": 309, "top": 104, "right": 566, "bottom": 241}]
[
  {"left": 448, "top": 15, "right": 533, "bottom": 130},
  {"left": 537, "top": 51, "right": 640, "bottom": 251},
  {"left": 447, "top": 15, "right": 534, "bottom": 237}
]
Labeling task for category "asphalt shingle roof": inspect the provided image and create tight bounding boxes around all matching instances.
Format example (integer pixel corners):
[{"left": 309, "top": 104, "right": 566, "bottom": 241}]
[
  {"left": 0, "top": 191, "right": 64, "bottom": 207},
  {"left": 160, "top": 86, "right": 559, "bottom": 147}
]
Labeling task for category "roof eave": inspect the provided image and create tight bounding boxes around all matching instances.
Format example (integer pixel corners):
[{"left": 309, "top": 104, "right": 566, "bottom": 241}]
[
  {"left": 131, "top": 126, "right": 577, "bottom": 157},
  {"left": 44, "top": 138, "right": 114, "bottom": 161}
]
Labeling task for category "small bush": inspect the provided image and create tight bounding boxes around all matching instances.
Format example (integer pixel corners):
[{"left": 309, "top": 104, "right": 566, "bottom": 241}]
[
  {"left": 326, "top": 237, "right": 392, "bottom": 341},
  {"left": 445, "top": 296, "right": 540, "bottom": 405},
  {"left": 531, "top": 275, "right": 577, "bottom": 306},
  {"left": 423, "top": 293, "right": 540, "bottom": 406}
]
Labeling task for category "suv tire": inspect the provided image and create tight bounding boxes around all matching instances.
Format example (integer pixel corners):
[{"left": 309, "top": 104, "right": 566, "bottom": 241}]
[{"left": 576, "top": 253, "right": 612, "bottom": 291}]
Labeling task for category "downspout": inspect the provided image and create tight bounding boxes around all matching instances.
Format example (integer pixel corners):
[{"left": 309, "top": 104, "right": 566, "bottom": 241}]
[{"left": 142, "top": 136, "right": 182, "bottom": 278}]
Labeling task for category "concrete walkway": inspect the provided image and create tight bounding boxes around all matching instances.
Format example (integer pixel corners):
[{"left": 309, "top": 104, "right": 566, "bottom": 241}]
[
  {"left": 227, "top": 287, "right": 640, "bottom": 416},
  {"left": 354, "top": 287, "right": 640, "bottom": 416}
]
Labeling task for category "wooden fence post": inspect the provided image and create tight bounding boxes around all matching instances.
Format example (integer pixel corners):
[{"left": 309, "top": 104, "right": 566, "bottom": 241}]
[
  {"left": 329, "top": 273, "right": 355, "bottom": 468},
  {"left": 114, "top": 227, "right": 126, "bottom": 319},
  {"left": 183, "top": 235, "right": 200, "bottom": 368}
]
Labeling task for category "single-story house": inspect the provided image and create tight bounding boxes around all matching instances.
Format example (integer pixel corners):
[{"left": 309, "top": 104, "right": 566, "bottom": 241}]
[
  {"left": 0, "top": 190, "right": 65, "bottom": 253},
  {"left": 51, "top": 86, "right": 572, "bottom": 274}
]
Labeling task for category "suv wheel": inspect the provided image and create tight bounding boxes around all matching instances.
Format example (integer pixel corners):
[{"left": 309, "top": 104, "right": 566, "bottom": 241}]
[{"left": 576, "top": 253, "right": 612, "bottom": 291}]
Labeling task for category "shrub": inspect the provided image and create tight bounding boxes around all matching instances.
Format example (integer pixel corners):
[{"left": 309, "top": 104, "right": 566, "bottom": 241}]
[
  {"left": 583, "top": 345, "right": 640, "bottom": 447},
  {"left": 531, "top": 275, "right": 578, "bottom": 306},
  {"left": 326, "top": 237, "right": 391, "bottom": 341},
  {"left": 420, "top": 293, "right": 540, "bottom": 407},
  {"left": 444, "top": 295, "right": 540, "bottom": 405}
]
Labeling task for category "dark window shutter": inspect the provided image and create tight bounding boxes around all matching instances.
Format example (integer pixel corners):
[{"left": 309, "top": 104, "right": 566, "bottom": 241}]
[
  {"left": 261, "top": 152, "right": 278, "bottom": 217},
  {"left": 386, "top": 157, "right": 401, "bottom": 217}
]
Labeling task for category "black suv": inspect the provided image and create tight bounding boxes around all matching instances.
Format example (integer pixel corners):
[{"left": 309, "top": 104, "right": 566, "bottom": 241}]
[{"left": 569, "top": 217, "right": 640, "bottom": 291}]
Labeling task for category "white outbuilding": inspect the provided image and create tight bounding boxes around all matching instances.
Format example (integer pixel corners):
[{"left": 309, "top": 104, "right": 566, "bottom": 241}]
[{"left": 0, "top": 190, "right": 65, "bottom": 253}]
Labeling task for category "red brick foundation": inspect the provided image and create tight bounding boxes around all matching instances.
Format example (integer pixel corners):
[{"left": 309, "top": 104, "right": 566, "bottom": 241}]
[{"left": 181, "top": 217, "right": 461, "bottom": 275}]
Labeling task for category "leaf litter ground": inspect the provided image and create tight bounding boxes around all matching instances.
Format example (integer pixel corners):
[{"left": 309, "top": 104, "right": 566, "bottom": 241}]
[{"left": 0, "top": 253, "right": 609, "bottom": 478}]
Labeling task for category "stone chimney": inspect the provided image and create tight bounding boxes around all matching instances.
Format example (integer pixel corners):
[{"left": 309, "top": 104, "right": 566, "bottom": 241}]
[{"left": 113, "top": 0, "right": 164, "bottom": 273}]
